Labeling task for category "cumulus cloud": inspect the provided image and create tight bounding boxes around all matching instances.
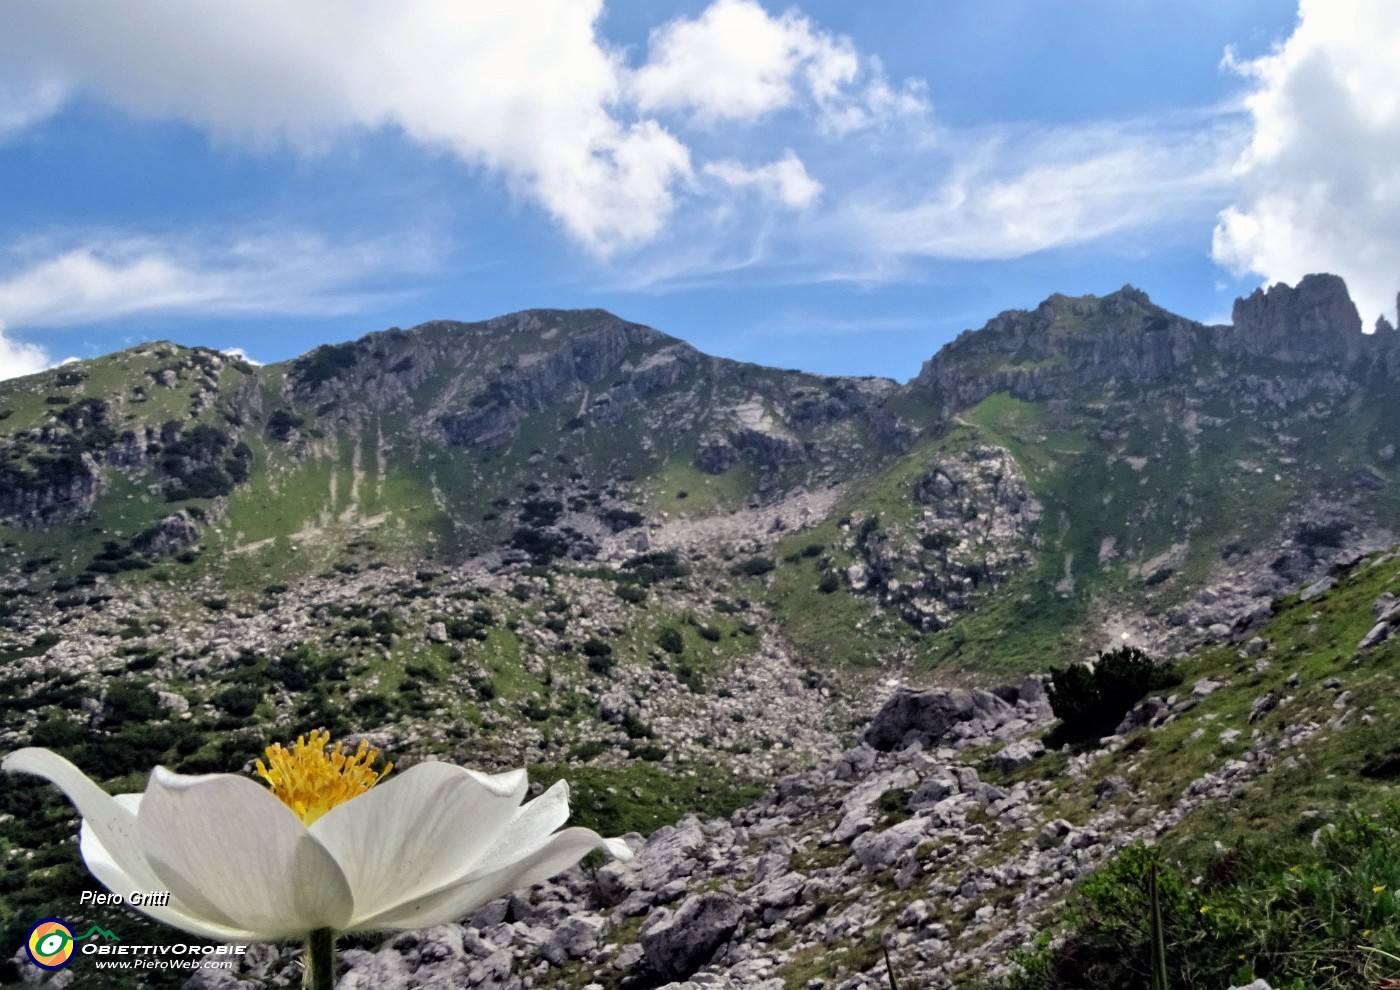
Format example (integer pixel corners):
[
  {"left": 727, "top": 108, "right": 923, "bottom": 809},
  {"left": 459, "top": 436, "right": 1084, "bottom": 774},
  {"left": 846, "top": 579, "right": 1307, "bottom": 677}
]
[
  {"left": 703, "top": 151, "right": 821, "bottom": 208},
  {"left": 0, "top": 0, "right": 1312, "bottom": 291},
  {"left": 0, "top": 325, "right": 52, "bottom": 381},
  {"left": 0, "top": 1, "right": 690, "bottom": 254},
  {"left": 1212, "top": 0, "right": 1400, "bottom": 324},
  {"left": 0, "top": 230, "right": 428, "bottom": 329},
  {"left": 0, "top": 1, "right": 933, "bottom": 255},
  {"left": 632, "top": 0, "right": 926, "bottom": 132},
  {"left": 220, "top": 347, "right": 263, "bottom": 366}
]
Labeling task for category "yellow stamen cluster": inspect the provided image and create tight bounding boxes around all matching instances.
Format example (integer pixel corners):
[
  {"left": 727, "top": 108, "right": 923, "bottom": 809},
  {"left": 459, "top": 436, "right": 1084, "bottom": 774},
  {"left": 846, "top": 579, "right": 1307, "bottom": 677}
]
[{"left": 255, "top": 729, "right": 391, "bottom": 825}]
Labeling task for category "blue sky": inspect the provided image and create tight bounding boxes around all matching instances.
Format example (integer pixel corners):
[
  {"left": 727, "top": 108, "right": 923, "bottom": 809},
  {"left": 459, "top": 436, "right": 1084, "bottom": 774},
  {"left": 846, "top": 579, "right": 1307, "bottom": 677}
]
[{"left": 0, "top": 1, "right": 1395, "bottom": 381}]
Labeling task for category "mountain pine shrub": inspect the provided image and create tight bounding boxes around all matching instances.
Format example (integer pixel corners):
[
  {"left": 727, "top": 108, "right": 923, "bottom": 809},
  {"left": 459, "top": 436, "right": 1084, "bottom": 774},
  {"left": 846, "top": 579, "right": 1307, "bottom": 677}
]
[{"left": 1047, "top": 646, "right": 1177, "bottom": 743}]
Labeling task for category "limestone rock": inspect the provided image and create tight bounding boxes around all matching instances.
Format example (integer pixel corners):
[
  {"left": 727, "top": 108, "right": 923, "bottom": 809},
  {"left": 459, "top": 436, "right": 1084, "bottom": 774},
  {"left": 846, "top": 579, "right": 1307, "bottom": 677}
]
[
  {"left": 861, "top": 688, "right": 1012, "bottom": 751},
  {"left": 639, "top": 892, "right": 744, "bottom": 983}
]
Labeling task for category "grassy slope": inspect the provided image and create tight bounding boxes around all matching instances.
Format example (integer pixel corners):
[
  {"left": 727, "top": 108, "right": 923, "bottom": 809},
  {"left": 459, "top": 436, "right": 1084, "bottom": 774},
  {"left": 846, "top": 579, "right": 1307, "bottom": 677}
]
[
  {"left": 979, "top": 550, "right": 1400, "bottom": 989},
  {"left": 753, "top": 363, "right": 1400, "bottom": 680}
]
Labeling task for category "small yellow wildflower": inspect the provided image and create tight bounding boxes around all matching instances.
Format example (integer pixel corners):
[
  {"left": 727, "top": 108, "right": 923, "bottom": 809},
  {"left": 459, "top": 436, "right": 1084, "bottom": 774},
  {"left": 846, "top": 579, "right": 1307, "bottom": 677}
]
[
  {"left": 1200, "top": 905, "right": 1211, "bottom": 914},
  {"left": 1289, "top": 864, "right": 1300, "bottom": 872},
  {"left": 1374, "top": 884, "right": 1387, "bottom": 894}
]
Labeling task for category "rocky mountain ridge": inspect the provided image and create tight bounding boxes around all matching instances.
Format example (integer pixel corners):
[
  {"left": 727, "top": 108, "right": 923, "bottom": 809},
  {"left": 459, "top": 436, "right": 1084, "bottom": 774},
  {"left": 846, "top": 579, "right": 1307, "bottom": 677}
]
[{"left": 2, "top": 274, "right": 1400, "bottom": 989}]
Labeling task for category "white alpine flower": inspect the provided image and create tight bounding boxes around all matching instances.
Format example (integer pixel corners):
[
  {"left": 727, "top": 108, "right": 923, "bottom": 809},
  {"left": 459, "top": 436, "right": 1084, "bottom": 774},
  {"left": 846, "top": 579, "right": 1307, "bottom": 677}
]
[{"left": 3, "top": 732, "right": 632, "bottom": 942}]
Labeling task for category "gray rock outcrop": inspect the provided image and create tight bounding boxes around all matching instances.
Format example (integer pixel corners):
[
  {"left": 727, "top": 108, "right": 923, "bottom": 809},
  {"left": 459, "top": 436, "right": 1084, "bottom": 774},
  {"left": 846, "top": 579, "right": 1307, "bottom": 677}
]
[{"left": 861, "top": 688, "right": 1012, "bottom": 751}]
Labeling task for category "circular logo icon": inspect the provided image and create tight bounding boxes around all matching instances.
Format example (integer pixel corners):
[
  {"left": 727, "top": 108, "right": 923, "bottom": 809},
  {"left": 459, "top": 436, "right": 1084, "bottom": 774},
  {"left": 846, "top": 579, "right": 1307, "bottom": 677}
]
[{"left": 25, "top": 918, "right": 75, "bottom": 970}]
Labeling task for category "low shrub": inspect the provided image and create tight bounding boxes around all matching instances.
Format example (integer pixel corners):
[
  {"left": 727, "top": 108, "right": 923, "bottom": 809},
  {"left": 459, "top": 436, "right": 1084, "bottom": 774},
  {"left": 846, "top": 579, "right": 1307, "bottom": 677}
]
[{"left": 1047, "top": 646, "right": 1177, "bottom": 743}]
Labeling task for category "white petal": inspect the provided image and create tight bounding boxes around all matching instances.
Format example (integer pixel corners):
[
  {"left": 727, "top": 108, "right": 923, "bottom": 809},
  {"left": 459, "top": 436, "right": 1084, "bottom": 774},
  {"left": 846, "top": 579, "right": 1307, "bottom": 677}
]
[
  {"left": 4, "top": 750, "right": 260, "bottom": 941},
  {"left": 139, "top": 767, "right": 353, "bottom": 939},
  {"left": 81, "top": 820, "right": 258, "bottom": 941},
  {"left": 475, "top": 779, "right": 571, "bottom": 867},
  {"left": 3, "top": 749, "right": 154, "bottom": 887},
  {"left": 311, "top": 762, "right": 527, "bottom": 926},
  {"left": 350, "top": 826, "right": 630, "bottom": 931}
]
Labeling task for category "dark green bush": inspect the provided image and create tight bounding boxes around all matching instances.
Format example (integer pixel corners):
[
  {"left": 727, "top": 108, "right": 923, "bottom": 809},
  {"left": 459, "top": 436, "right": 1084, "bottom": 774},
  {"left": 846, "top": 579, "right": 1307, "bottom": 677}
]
[
  {"left": 265, "top": 409, "right": 305, "bottom": 441},
  {"left": 213, "top": 684, "right": 263, "bottom": 718},
  {"left": 626, "top": 742, "right": 667, "bottom": 762},
  {"left": 571, "top": 740, "right": 608, "bottom": 761},
  {"left": 657, "top": 626, "right": 684, "bottom": 655},
  {"left": 920, "top": 531, "right": 956, "bottom": 551},
  {"left": 674, "top": 662, "right": 704, "bottom": 694},
  {"left": 168, "top": 464, "right": 234, "bottom": 500},
  {"left": 731, "top": 556, "right": 776, "bottom": 577},
  {"left": 1047, "top": 646, "right": 1176, "bottom": 743},
  {"left": 350, "top": 694, "right": 391, "bottom": 722},
  {"left": 581, "top": 638, "right": 612, "bottom": 658},
  {"left": 600, "top": 508, "right": 644, "bottom": 531},
  {"left": 103, "top": 680, "right": 163, "bottom": 727},
  {"left": 293, "top": 342, "right": 359, "bottom": 386}
]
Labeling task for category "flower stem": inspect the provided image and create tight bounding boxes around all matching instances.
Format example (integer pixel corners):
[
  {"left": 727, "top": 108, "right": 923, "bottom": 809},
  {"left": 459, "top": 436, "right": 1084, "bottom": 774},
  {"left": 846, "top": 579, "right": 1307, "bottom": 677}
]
[{"left": 303, "top": 928, "right": 336, "bottom": 990}]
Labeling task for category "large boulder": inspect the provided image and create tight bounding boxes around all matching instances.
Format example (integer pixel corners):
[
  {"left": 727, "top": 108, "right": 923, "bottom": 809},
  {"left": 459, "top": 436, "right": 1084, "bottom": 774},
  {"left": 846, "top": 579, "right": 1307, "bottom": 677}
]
[
  {"left": 860, "top": 688, "right": 1012, "bottom": 751},
  {"left": 851, "top": 818, "right": 926, "bottom": 872},
  {"left": 995, "top": 737, "right": 1045, "bottom": 772},
  {"left": 131, "top": 510, "right": 203, "bottom": 557},
  {"left": 538, "top": 915, "right": 601, "bottom": 966},
  {"left": 639, "top": 892, "right": 743, "bottom": 983}
]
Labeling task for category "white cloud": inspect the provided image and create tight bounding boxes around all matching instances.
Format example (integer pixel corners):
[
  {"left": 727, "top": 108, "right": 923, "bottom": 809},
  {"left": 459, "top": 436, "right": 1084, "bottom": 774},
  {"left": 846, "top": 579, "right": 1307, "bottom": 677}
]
[
  {"left": 0, "top": 78, "right": 66, "bottom": 142},
  {"left": 631, "top": 0, "right": 926, "bottom": 133},
  {"left": 616, "top": 113, "right": 1241, "bottom": 291},
  {"left": 0, "top": 1, "right": 928, "bottom": 255},
  {"left": 0, "top": 230, "right": 429, "bottom": 329},
  {"left": 0, "top": 0, "right": 1315, "bottom": 293},
  {"left": 0, "top": 325, "right": 52, "bottom": 381},
  {"left": 704, "top": 151, "right": 821, "bottom": 208},
  {"left": 1212, "top": 0, "right": 1400, "bottom": 324},
  {"left": 850, "top": 120, "right": 1239, "bottom": 262},
  {"left": 220, "top": 347, "right": 263, "bottom": 366},
  {"left": 0, "top": 1, "right": 691, "bottom": 254}
]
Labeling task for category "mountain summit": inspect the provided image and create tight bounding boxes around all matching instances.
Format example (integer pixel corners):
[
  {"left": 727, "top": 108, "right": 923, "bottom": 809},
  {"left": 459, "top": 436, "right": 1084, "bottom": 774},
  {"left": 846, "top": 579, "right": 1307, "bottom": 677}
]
[
  {"left": 1, "top": 275, "right": 1399, "bottom": 989},
  {"left": 0, "top": 274, "right": 1395, "bottom": 670}
]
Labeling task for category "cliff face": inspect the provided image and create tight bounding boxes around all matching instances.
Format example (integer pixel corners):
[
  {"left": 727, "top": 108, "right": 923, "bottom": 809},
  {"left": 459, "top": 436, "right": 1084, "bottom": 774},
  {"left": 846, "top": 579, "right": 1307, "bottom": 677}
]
[
  {"left": 1223, "top": 273, "right": 1372, "bottom": 365},
  {"left": 909, "top": 286, "right": 1202, "bottom": 412},
  {"left": 277, "top": 308, "right": 915, "bottom": 504},
  {"left": 909, "top": 275, "right": 1397, "bottom": 415}
]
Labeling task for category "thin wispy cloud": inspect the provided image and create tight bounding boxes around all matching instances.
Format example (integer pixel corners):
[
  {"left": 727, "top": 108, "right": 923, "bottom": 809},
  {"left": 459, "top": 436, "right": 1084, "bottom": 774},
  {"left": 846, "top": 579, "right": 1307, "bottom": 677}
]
[
  {"left": 843, "top": 117, "right": 1243, "bottom": 262},
  {"left": 0, "top": 78, "right": 65, "bottom": 142},
  {"left": 605, "top": 111, "right": 1246, "bottom": 292},
  {"left": 0, "top": 228, "right": 438, "bottom": 380},
  {"left": 0, "top": 229, "right": 436, "bottom": 331}
]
